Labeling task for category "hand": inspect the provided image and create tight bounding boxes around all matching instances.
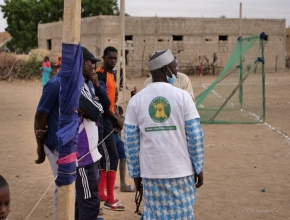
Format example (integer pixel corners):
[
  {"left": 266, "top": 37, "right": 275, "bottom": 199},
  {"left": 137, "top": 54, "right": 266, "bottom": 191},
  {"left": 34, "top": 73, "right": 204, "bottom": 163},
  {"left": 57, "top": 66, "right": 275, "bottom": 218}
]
[
  {"left": 90, "top": 73, "right": 99, "bottom": 88},
  {"left": 35, "top": 126, "right": 48, "bottom": 139},
  {"left": 194, "top": 171, "right": 204, "bottom": 188},
  {"left": 116, "top": 117, "right": 124, "bottom": 130},
  {"left": 35, "top": 146, "right": 46, "bottom": 164},
  {"left": 134, "top": 177, "right": 142, "bottom": 191}
]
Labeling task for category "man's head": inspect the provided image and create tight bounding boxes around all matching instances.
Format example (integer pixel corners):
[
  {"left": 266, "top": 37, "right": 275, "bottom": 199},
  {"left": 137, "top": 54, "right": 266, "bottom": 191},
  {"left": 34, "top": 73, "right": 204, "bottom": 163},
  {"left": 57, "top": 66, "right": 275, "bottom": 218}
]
[
  {"left": 82, "top": 47, "right": 100, "bottom": 79},
  {"left": 103, "top": 46, "right": 118, "bottom": 71},
  {"left": 0, "top": 175, "right": 10, "bottom": 220},
  {"left": 147, "top": 50, "right": 177, "bottom": 83}
]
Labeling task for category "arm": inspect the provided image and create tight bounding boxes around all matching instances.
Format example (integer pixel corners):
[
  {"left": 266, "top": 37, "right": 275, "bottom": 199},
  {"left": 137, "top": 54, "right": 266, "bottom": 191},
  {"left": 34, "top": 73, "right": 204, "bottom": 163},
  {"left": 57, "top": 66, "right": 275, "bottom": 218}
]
[
  {"left": 35, "top": 80, "right": 60, "bottom": 163},
  {"left": 34, "top": 111, "right": 48, "bottom": 164},
  {"left": 79, "top": 84, "right": 103, "bottom": 122},
  {"left": 124, "top": 124, "right": 141, "bottom": 179},
  {"left": 185, "top": 118, "right": 204, "bottom": 187},
  {"left": 94, "top": 80, "right": 111, "bottom": 111}
]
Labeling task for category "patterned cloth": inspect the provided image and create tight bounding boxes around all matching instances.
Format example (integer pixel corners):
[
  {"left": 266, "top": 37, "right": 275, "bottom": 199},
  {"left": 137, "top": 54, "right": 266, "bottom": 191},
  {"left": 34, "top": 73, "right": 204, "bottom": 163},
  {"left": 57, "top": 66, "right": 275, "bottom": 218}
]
[
  {"left": 142, "top": 175, "right": 196, "bottom": 220},
  {"left": 185, "top": 119, "right": 204, "bottom": 175},
  {"left": 124, "top": 124, "right": 141, "bottom": 178}
]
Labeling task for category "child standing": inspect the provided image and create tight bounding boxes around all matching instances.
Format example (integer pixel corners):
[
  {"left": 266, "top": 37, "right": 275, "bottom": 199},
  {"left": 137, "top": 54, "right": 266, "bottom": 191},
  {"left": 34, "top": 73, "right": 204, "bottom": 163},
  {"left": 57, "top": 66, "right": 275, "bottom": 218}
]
[
  {"left": 40, "top": 56, "right": 52, "bottom": 87},
  {"left": 115, "top": 89, "right": 135, "bottom": 192},
  {"left": 0, "top": 175, "right": 10, "bottom": 220}
]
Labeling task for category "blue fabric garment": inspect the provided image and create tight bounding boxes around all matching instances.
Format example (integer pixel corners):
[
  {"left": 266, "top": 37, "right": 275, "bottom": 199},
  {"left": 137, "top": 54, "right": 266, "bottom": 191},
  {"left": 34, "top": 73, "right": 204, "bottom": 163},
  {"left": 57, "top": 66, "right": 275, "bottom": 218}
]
[
  {"left": 124, "top": 124, "right": 141, "bottom": 178},
  {"left": 142, "top": 176, "right": 196, "bottom": 220},
  {"left": 185, "top": 118, "right": 204, "bottom": 175},
  {"left": 115, "top": 134, "right": 125, "bottom": 159},
  {"left": 55, "top": 43, "right": 84, "bottom": 187},
  {"left": 37, "top": 75, "right": 60, "bottom": 152},
  {"left": 41, "top": 67, "right": 52, "bottom": 87}
]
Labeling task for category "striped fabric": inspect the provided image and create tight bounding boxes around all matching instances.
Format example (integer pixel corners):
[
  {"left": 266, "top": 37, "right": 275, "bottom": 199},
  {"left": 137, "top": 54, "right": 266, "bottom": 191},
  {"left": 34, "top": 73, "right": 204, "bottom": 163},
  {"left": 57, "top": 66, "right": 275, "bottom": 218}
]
[
  {"left": 78, "top": 167, "right": 92, "bottom": 199},
  {"left": 82, "top": 83, "right": 104, "bottom": 113}
]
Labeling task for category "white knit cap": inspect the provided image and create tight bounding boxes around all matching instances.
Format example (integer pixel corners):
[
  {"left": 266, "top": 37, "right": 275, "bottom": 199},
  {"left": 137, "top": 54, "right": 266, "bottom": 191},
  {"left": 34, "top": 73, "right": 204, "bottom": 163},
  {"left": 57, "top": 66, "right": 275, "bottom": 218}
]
[{"left": 147, "top": 49, "right": 175, "bottom": 71}]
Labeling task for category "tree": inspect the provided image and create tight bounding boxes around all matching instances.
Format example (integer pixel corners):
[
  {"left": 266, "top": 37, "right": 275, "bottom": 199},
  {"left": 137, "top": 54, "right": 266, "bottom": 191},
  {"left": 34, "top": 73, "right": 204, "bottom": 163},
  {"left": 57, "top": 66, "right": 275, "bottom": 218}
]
[{"left": 0, "top": 0, "right": 119, "bottom": 53}]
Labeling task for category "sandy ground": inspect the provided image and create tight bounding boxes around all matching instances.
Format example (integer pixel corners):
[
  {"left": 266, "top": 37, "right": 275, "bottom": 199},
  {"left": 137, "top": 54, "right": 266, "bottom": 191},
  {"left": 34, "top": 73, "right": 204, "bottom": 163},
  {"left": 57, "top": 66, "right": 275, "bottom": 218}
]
[{"left": 0, "top": 72, "right": 290, "bottom": 220}]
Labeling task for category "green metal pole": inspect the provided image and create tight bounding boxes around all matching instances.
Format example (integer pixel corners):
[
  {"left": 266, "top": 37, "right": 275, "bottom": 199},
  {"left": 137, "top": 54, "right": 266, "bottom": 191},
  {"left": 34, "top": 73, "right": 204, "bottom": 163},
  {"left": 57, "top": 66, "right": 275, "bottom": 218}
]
[
  {"left": 239, "top": 38, "right": 243, "bottom": 107},
  {"left": 261, "top": 38, "right": 266, "bottom": 122}
]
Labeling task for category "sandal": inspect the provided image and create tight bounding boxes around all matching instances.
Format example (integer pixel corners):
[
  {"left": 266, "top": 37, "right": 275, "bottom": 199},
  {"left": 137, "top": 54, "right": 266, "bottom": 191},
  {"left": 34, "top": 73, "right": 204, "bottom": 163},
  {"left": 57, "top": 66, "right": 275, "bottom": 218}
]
[
  {"left": 100, "top": 198, "right": 122, "bottom": 203},
  {"left": 104, "top": 202, "right": 125, "bottom": 211},
  {"left": 120, "top": 185, "right": 136, "bottom": 192},
  {"left": 99, "top": 208, "right": 104, "bottom": 215}
]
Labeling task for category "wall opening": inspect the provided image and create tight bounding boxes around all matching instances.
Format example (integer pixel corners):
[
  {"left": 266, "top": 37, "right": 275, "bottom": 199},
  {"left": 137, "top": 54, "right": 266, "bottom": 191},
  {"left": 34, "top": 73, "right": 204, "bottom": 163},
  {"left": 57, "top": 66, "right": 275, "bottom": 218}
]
[
  {"left": 125, "top": 35, "right": 133, "bottom": 41},
  {"left": 173, "top": 35, "right": 183, "bottom": 41},
  {"left": 158, "top": 39, "right": 164, "bottom": 42},
  {"left": 218, "top": 35, "right": 228, "bottom": 53},
  {"left": 219, "top": 35, "right": 228, "bottom": 41},
  {"left": 47, "top": 39, "right": 52, "bottom": 50}
]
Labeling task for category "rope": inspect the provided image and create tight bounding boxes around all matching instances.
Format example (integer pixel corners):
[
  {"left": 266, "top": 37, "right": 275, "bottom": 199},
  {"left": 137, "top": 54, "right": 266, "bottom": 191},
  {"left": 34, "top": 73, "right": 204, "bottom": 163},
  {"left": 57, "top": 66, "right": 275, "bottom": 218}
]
[
  {"left": 134, "top": 183, "right": 143, "bottom": 216},
  {"left": 24, "top": 176, "right": 57, "bottom": 220},
  {"left": 25, "top": 129, "right": 115, "bottom": 219},
  {"left": 77, "top": 129, "right": 114, "bottom": 162}
]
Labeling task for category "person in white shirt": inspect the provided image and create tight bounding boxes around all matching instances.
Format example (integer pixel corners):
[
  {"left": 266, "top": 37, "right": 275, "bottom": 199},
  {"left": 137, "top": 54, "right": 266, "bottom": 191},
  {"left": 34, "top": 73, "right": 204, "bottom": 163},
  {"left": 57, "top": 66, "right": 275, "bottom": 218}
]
[{"left": 124, "top": 49, "right": 204, "bottom": 219}]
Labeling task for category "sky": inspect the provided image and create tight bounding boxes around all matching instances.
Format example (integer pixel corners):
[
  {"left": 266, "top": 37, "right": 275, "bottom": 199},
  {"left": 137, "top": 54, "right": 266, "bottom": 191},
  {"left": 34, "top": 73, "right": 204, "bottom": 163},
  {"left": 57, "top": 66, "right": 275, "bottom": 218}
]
[{"left": 0, "top": 0, "right": 289, "bottom": 32}]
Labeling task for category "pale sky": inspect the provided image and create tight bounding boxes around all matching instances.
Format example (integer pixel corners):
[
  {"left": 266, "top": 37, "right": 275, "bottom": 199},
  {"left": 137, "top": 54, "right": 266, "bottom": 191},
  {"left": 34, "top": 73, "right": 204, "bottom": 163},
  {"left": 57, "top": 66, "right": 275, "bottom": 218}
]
[{"left": 0, "top": 0, "right": 289, "bottom": 32}]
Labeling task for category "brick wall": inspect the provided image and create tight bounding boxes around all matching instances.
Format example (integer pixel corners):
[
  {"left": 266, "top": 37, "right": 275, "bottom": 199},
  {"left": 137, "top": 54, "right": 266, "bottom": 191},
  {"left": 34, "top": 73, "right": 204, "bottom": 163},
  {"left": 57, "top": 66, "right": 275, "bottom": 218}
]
[{"left": 38, "top": 16, "right": 286, "bottom": 75}]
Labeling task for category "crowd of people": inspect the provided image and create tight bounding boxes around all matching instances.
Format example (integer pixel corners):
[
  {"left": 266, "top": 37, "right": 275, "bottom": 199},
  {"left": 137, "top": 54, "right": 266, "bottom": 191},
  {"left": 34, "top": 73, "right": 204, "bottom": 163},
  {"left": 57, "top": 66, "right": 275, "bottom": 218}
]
[{"left": 0, "top": 46, "right": 204, "bottom": 220}]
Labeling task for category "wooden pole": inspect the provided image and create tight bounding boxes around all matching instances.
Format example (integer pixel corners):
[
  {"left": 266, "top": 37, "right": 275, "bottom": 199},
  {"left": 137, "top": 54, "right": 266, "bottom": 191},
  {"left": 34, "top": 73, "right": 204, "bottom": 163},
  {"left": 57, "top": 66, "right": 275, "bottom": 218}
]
[
  {"left": 58, "top": 0, "right": 81, "bottom": 219},
  {"left": 117, "top": 12, "right": 121, "bottom": 95},
  {"left": 217, "top": 67, "right": 239, "bottom": 84},
  {"left": 120, "top": 0, "right": 126, "bottom": 104},
  {"left": 209, "top": 63, "right": 257, "bottom": 123},
  {"left": 239, "top": 2, "right": 242, "bottom": 36},
  {"left": 238, "top": 2, "right": 243, "bottom": 108}
]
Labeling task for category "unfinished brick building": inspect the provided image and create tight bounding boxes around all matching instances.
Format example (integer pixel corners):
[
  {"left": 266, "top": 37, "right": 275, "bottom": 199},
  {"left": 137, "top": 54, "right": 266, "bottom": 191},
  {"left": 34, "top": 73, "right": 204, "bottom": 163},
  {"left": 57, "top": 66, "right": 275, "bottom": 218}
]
[{"left": 38, "top": 16, "right": 286, "bottom": 75}]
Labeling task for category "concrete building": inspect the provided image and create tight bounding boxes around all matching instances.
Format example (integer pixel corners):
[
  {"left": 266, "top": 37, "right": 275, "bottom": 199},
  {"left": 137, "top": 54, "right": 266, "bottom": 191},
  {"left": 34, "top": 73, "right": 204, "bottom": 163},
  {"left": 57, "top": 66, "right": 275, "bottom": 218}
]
[
  {"left": 286, "top": 28, "right": 290, "bottom": 53},
  {"left": 38, "top": 16, "right": 286, "bottom": 75}
]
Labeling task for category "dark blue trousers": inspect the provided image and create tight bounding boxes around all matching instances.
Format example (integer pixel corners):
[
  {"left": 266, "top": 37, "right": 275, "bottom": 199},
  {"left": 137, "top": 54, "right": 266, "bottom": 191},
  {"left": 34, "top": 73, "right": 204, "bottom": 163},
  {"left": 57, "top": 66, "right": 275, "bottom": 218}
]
[{"left": 75, "top": 161, "right": 100, "bottom": 220}]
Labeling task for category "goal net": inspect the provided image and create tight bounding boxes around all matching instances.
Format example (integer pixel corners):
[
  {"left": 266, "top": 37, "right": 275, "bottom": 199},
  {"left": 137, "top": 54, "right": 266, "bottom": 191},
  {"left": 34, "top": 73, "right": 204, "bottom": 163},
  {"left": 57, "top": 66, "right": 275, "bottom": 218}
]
[{"left": 196, "top": 33, "right": 266, "bottom": 124}]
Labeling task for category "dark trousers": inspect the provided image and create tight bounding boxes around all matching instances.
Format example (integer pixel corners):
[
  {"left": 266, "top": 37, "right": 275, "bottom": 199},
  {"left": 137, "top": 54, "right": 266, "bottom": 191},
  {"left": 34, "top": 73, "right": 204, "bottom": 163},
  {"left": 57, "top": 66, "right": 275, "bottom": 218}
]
[
  {"left": 75, "top": 161, "right": 100, "bottom": 220},
  {"left": 99, "top": 131, "right": 119, "bottom": 171}
]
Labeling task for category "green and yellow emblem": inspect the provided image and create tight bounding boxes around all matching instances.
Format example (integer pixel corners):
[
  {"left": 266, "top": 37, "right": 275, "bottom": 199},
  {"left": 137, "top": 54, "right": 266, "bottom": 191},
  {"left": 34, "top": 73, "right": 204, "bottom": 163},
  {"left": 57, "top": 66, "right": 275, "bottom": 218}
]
[{"left": 149, "top": 97, "right": 171, "bottom": 123}]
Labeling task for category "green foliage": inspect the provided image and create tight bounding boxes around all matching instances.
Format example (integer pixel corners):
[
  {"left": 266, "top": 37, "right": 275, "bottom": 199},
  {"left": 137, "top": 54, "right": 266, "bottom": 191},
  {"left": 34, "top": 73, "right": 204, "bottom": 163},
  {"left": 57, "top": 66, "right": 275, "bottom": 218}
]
[
  {"left": 0, "top": 0, "right": 119, "bottom": 53},
  {"left": 19, "top": 53, "right": 42, "bottom": 79}
]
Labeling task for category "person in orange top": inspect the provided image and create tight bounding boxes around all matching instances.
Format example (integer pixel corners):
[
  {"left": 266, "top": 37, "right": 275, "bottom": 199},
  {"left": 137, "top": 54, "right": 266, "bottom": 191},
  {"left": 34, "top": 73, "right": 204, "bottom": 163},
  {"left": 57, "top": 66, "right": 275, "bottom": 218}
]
[
  {"left": 54, "top": 55, "right": 62, "bottom": 73},
  {"left": 96, "top": 46, "right": 125, "bottom": 211}
]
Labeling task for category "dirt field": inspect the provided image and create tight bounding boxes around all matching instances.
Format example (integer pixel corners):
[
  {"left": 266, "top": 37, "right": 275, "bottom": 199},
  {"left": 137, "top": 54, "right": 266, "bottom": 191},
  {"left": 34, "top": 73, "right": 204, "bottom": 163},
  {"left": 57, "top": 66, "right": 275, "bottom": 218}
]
[{"left": 0, "top": 72, "right": 290, "bottom": 220}]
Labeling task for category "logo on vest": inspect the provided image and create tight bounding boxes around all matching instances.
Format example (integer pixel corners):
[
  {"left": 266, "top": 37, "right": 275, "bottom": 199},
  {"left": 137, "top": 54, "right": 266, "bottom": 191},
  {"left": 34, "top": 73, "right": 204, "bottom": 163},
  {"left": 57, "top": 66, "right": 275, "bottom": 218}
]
[{"left": 149, "top": 97, "right": 171, "bottom": 123}]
